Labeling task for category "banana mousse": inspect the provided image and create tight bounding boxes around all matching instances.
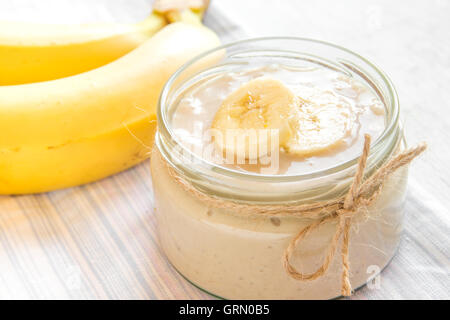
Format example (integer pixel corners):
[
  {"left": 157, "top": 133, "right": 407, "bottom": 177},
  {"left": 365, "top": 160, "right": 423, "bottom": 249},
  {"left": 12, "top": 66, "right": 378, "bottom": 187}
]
[
  {"left": 171, "top": 63, "right": 385, "bottom": 175},
  {"left": 152, "top": 48, "right": 407, "bottom": 300}
]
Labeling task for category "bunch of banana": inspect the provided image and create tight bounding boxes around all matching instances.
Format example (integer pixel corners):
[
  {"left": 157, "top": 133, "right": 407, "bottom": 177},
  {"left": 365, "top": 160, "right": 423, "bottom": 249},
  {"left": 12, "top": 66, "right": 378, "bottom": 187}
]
[
  {"left": 0, "top": 2, "right": 220, "bottom": 194},
  {"left": 211, "top": 78, "right": 354, "bottom": 159},
  {"left": 0, "top": 0, "right": 209, "bottom": 86},
  {"left": 0, "top": 14, "right": 167, "bottom": 85}
]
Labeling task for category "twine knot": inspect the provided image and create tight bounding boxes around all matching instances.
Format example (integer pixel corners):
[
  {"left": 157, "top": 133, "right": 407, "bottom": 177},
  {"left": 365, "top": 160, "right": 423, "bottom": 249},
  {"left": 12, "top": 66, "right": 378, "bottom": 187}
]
[{"left": 282, "top": 135, "right": 426, "bottom": 296}]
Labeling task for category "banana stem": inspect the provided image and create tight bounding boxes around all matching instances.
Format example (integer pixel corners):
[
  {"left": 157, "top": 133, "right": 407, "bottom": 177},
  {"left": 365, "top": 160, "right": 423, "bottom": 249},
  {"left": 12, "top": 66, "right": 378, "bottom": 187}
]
[{"left": 153, "top": 0, "right": 210, "bottom": 24}]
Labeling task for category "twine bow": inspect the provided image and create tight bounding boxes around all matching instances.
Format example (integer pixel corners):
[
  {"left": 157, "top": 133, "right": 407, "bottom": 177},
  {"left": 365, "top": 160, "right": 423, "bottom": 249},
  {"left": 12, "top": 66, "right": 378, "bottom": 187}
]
[
  {"left": 282, "top": 135, "right": 427, "bottom": 296},
  {"left": 158, "top": 134, "right": 427, "bottom": 297}
]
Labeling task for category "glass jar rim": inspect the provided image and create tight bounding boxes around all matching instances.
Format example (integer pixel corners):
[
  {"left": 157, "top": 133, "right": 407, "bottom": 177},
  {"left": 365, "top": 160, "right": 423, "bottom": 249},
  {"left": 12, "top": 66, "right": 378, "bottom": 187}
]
[{"left": 157, "top": 37, "right": 400, "bottom": 183}]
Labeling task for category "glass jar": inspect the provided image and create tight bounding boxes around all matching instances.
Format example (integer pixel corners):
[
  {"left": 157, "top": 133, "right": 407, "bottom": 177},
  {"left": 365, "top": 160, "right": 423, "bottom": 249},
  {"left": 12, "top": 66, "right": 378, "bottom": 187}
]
[{"left": 151, "top": 38, "right": 405, "bottom": 299}]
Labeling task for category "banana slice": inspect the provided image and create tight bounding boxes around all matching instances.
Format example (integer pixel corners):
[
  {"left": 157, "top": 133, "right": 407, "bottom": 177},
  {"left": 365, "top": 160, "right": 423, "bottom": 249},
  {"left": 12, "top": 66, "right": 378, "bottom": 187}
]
[
  {"left": 285, "top": 90, "right": 355, "bottom": 157},
  {"left": 211, "top": 78, "right": 296, "bottom": 160},
  {"left": 211, "top": 78, "right": 355, "bottom": 161}
]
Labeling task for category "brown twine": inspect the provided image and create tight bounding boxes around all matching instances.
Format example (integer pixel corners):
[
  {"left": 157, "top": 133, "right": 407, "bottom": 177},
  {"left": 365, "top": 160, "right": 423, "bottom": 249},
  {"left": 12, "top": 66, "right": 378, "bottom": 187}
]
[{"left": 156, "top": 135, "right": 426, "bottom": 296}]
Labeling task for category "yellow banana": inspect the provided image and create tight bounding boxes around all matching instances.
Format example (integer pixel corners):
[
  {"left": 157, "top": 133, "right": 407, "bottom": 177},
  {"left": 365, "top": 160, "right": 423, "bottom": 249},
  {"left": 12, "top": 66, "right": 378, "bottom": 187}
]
[
  {"left": 0, "top": 23, "right": 220, "bottom": 194},
  {"left": 0, "top": 13, "right": 167, "bottom": 85}
]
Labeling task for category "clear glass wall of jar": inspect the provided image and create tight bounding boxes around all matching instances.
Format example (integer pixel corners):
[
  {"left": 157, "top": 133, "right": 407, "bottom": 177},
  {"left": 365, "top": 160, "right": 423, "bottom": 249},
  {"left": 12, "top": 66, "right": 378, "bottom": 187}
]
[{"left": 151, "top": 38, "right": 405, "bottom": 299}]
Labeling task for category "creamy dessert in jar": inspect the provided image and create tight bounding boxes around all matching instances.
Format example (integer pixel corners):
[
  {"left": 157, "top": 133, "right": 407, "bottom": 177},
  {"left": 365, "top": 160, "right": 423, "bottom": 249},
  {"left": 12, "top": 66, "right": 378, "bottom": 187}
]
[{"left": 151, "top": 39, "right": 413, "bottom": 299}]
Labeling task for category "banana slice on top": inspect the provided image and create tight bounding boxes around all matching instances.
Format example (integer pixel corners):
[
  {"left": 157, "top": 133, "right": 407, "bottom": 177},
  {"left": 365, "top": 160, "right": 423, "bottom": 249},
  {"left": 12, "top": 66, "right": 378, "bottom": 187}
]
[
  {"left": 211, "top": 78, "right": 355, "bottom": 161},
  {"left": 284, "top": 90, "right": 355, "bottom": 157},
  {"left": 211, "top": 78, "right": 296, "bottom": 160}
]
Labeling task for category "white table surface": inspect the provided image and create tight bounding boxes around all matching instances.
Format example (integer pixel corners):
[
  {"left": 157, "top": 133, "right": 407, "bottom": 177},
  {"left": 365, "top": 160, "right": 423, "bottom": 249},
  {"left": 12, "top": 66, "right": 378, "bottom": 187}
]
[{"left": 0, "top": 0, "right": 449, "bottom": 300}]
